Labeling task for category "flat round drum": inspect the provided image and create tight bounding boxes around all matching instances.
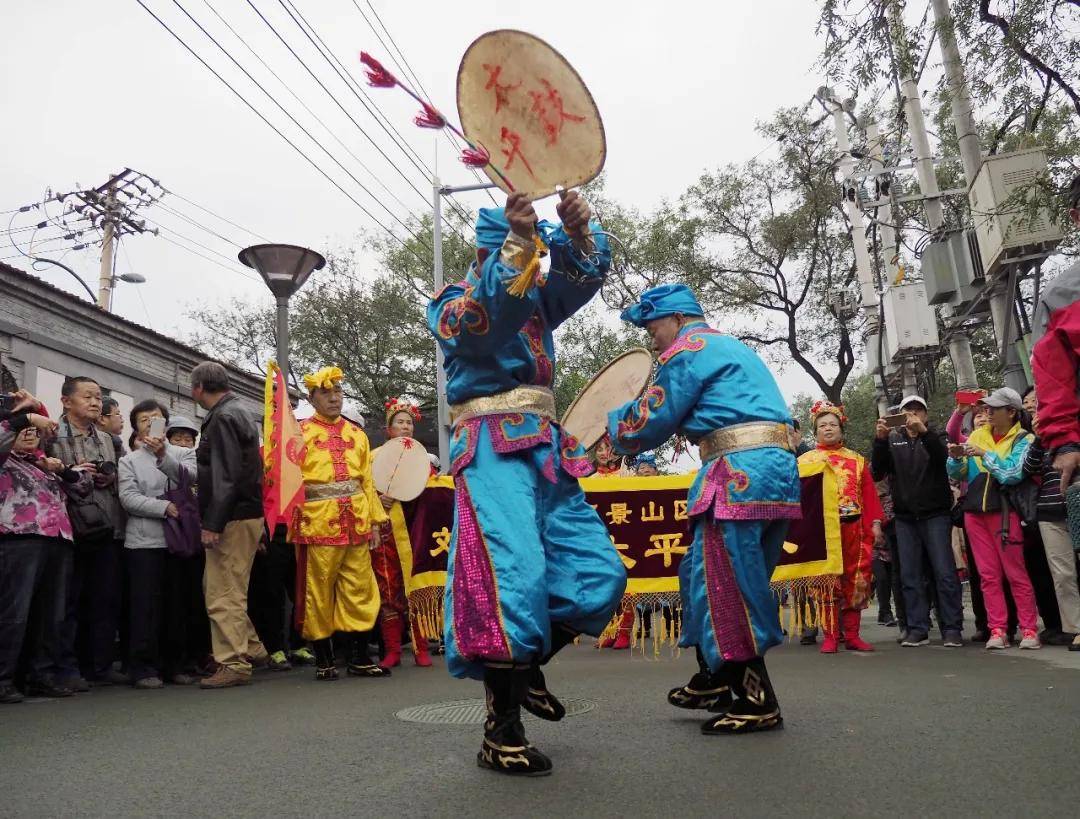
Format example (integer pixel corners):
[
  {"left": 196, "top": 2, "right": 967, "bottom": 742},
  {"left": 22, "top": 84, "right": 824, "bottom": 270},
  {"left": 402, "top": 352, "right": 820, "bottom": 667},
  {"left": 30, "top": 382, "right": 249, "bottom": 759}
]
[
  {"left": 457, "top": 29, "right": 606, "bottom": 199},
  {"left": 561, "top": 348, "right": 653, "bottom": 450},
  {"left": 372, "top": 437, "right": 430, "bottom": 502}
]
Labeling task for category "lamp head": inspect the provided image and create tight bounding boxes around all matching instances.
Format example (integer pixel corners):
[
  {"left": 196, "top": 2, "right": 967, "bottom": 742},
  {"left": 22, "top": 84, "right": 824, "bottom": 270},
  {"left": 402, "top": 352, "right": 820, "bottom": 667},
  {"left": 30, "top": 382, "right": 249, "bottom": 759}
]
[{"left": 238, "top": 243, "right": 326, "bottom": 299}]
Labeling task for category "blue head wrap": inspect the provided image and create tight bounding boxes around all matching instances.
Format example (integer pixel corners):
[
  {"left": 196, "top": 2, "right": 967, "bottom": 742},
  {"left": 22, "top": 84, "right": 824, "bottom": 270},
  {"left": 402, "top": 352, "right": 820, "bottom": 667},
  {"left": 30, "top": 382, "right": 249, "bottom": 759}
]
[
  {"left": 475, "top": 207, "right": 555, "bottom": 250},
  {"left": 620, "top": 283, "right": 704, "bottom": 328},
  {"left": 635, "top": 452, "right": 657, "bottom": 468}
]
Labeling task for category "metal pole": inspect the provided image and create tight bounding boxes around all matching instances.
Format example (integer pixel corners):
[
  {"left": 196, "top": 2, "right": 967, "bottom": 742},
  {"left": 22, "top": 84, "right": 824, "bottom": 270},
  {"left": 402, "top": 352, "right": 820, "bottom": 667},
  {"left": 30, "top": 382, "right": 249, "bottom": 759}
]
[
  {"left": 432, "top": 176, "right": 450, "bottom": 471},
  {"left": 865, "top": 119, "right": 900, "bottom": 415},
  {"left": 929, "top": 0, "right": 1024, "bottom": 391},
  {"left": 888, "top": 0, "right": 979, "bottom": 392},
  {"left": 830, "top": 103, "right": 876, "bottom": 310},
  {"left": 98, "top": 184, "right": 117, "bottom": 310},
  {"left": 930, "top": 0, "right": 982, "bottom": 185},
  {"left": 275, "top": 295, "right": 290, "bottom": 383}
]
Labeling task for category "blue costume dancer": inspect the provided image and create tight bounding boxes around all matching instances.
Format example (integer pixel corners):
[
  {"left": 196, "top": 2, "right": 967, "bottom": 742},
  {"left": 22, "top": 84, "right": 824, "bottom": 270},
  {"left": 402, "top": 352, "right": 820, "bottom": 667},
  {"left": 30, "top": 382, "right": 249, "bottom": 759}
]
[
  {"left": 428, "top": 191, "right": 626, "bottom": 775},
  {"left": 607, "top": 284, "right": 799, "bottom": 734}
]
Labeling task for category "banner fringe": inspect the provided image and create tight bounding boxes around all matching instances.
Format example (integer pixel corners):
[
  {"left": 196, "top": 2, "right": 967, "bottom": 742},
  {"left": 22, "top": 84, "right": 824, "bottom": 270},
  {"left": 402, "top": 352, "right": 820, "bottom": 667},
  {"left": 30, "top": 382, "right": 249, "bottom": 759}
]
[{"left": 407, "top": 586, "right": 444, "bottom": 642}]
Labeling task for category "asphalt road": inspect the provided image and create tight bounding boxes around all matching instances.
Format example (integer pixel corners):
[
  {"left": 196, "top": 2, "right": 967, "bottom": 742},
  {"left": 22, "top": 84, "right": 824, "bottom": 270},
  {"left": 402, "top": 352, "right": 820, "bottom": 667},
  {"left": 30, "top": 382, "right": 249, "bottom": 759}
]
[{"left": 3, "top": 618, "right": 1079, "bottom": 818}]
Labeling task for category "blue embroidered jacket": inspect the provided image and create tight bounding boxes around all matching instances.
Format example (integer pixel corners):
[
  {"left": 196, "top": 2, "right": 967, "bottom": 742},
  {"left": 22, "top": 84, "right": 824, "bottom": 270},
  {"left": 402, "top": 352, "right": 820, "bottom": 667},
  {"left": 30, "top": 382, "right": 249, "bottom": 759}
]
[
  {"left": 606, "top": 321, "right": 800, "bottom": 520},
  {"left": 427, "top": 224, "right": 610, "bottom": 477}
]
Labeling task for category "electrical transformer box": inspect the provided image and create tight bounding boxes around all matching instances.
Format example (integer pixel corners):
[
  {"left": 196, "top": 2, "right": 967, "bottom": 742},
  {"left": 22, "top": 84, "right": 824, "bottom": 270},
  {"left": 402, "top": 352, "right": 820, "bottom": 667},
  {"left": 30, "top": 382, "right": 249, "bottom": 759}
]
[
  {"left": 969, "top": 148, "right": 1063, "bottom": 277},
  {"left": 881, "top": 283, "right": 939, "bottom": 362}
]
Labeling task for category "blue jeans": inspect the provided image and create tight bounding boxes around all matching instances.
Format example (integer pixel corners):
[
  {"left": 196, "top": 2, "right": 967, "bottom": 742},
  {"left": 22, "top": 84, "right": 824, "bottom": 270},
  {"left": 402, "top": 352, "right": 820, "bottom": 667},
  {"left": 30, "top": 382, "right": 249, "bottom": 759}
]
[
  {"left": 895, "top": 515, "right": 963, "bottom": 637},
  {"left": 0, "top": 536, "right": 70, "bottom": 686}
]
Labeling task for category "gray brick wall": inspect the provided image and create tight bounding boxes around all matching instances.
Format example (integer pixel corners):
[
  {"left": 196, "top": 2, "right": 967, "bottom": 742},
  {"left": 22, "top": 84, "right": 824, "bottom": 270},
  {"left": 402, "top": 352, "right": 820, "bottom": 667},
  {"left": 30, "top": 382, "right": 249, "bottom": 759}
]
[{"left": 1, "top": 263, "right": 265, "bottom": 420}]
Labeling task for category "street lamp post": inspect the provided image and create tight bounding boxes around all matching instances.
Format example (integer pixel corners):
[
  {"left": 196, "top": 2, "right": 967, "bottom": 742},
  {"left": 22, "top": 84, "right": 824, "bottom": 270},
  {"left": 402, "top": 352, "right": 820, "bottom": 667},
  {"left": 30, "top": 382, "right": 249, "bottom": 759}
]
[{"left": 238, "top": 243, "right": 326, "bottom": 382}]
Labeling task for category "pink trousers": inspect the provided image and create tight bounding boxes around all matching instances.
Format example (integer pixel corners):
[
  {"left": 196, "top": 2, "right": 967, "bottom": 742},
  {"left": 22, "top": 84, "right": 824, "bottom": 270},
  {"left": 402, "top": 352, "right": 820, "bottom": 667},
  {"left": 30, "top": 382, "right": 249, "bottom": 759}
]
[{"left": 964, "top": 511, "right": 1039, "bottom": 633}]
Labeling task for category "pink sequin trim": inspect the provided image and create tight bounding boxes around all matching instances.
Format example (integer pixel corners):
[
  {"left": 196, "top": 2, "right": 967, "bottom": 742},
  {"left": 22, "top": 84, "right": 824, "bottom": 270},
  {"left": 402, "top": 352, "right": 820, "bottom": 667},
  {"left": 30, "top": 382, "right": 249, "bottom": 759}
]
[
  {"left": 558, "top": 430, "right": 595, "bottom": 478},
  {"left": 437, "top": 283, "right": 490, "bottom": 340},
  {"left": 450, "top": 419, "right": 481, "bottom": 476},
  {"left": 541, "top": 452, "right": 558, "bottom": 484},
  {"left": 493, "top": 414, "right": 552, "bottom": 452},
  {"left": 450, "top": 476, "right": 512, "bottom": 663},
  {"left": 702, "top": 520, "right": 757, "bottom": 662},
  {"left": 690, "top": 456, "right": 802, "bottom": 521},
  {"left": 520, "top": 314, "right": 553, "bottom": 387},
  {"left": 658, "top": 327, "right": 720, "bottom": 364}
]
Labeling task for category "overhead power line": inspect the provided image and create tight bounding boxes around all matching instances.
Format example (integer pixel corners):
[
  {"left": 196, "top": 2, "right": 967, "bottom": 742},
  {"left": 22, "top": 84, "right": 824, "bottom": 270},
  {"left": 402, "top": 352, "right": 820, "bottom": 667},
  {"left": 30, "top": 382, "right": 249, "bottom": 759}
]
[
  {"left": 168, "top": 0, "right": 432, "bottom": 249},
  {"left": 134, "top": 0, "right": 430, "bottom": 267},
  {"left": 282, "top": 0, "right": 479, "bottom": 222},
  {"left": 197, "top": 0, "right": 424, "bottom": 224},
  {"left": 355, "top": 0, "right": 498, "bottom": 207}
]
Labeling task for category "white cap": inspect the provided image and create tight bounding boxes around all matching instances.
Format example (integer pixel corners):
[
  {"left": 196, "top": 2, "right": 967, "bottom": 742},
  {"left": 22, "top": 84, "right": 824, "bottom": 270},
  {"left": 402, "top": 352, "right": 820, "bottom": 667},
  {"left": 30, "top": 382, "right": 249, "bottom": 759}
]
[{"left": 900, "top": 395, "right": 928, "bottom": 411}]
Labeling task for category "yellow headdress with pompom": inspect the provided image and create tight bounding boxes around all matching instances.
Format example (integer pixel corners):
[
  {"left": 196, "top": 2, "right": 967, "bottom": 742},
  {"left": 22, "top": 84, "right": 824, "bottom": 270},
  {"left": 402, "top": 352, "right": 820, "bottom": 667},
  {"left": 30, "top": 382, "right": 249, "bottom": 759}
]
[{"left": 303, "top": 366, "right": 344, "bottom": 393}]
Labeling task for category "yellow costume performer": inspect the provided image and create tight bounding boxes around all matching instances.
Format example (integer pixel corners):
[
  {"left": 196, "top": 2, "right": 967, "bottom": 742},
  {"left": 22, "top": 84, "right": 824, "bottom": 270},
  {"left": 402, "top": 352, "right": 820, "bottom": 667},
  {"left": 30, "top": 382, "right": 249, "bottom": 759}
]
[{"left": 292, "top": 366, "right": 389, "bottom": 680}]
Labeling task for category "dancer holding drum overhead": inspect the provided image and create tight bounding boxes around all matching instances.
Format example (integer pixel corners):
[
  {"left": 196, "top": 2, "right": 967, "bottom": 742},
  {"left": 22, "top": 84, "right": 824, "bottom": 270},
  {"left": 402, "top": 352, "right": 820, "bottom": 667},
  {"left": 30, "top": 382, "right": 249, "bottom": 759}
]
[
  {"left": 607, "top": 284, "right": 800, "bottom": 735},
  {"left": 428, "top": 190, "right": 625, "bottom": 776}
]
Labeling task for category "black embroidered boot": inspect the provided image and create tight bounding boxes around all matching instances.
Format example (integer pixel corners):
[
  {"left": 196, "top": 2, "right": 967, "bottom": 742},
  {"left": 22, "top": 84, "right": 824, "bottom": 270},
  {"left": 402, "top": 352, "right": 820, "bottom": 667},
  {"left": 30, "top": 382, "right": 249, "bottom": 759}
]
[
  {"left": 667, "top": 646, "right": 732, "bottom": 712},
  {"left": 701, "top": 656, "right": 783, "bottom": 735},
  {"left": 478, "top": 667, "right": 553, "bottom": 777},
  {"left": 347, "top": 631, "right": 390, "bottom": 678},
  {"left": 523, "top": 624, "right": 575, "bottom": 722},
  {"left": 313, "top": 638, "right": 338, "bottom": 681}
]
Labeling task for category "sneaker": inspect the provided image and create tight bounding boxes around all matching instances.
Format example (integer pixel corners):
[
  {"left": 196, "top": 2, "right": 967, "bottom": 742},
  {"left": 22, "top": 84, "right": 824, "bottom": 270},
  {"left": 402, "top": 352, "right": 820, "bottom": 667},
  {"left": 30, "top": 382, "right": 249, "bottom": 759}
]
[
  {"left": 882, "top": 617, "right": 897, "bottom": 628},
  {"left": 901, "top": 632, "right": 929, "bottom": 647},
  {"left": 91, "top": 668, "right": 130, "bottom": 687},
  {"left": 200, "top": 666, "right": 253, "bottom": 689},
  {"left": 25, "top": 679, "right": 74, "bottom": 698},
  {"left": 59, "top": 675, "right": 90, "bottom": 693},
  {"left": 245, "top": 650, "right": 270, "bottom": 669},
  {"left": 289, "top": 647, "right": 316, "bottom": 666},
  {"left": 985, "top": 629, "right": 1009, "bottom": 650},
  {"left": 170, "top": 673, "right": 198, "bottom": 686},
  {"left": 876, "top": 612, "right": 894, "bottom": 626},
  {"left": 971, "top": 629, "right": 989, "bottom": 643},
  {"left": 268, "top": 651, "right": 293, "bottom": 672},
  {"left": 133, "top": 676, "right": 164, "bottom": 690},
  {"left": 1019, "top": 630, "right": 1042, "bottom": 650},
  {"left": 1, "top": 683, "right": 24, "bottom": 704},
  {"left": 942, "top": 631, "right": 964, "bottom": 648}
]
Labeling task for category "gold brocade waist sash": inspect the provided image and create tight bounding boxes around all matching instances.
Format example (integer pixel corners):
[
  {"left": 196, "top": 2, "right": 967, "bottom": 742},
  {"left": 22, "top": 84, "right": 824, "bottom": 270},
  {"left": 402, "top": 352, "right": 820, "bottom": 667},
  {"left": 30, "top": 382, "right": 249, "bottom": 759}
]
[
  {"left": 697, "top": 422, "right": 792, "bottom": 463},
  {"left": 305, "top": 479, "right": 360, "bottom": 501},
  {"left": 449, "top": 386, "right": 557, "bottom": 426}
]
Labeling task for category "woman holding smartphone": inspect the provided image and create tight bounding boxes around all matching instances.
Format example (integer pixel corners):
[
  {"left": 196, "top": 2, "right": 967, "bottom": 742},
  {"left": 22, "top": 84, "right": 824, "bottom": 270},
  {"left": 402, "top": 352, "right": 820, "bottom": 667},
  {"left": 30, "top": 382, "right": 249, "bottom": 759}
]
[
  {"left": 947, "top": 388, "right": 1039, "bottom": 650},
  {"left": 117, "top": 400, "right": 198, "bottom": 687}
]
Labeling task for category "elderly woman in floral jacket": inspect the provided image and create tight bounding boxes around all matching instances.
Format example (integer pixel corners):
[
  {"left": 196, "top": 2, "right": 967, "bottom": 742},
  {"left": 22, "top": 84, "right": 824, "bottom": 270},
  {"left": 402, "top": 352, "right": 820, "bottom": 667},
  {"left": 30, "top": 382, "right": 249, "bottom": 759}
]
[{"left": 0, "top": 392, "right": 93, "bottom": 703}]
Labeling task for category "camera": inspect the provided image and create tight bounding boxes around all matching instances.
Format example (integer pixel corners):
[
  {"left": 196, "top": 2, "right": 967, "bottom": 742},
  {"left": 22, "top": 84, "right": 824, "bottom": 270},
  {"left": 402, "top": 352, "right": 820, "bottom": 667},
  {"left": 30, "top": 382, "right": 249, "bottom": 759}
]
[{"left": 92, "top": 460, "right": 118, "bottom": 477}]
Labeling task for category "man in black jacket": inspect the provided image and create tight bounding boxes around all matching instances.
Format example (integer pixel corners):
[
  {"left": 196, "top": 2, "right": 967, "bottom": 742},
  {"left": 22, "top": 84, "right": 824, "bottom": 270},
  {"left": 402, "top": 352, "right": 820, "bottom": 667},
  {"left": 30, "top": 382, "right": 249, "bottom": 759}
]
[
  {"left": 191, "top": 361, "right": 267, "bottom": 689},
  {"left": 871, "top": 395, "right": 964, "bottom": 647}
]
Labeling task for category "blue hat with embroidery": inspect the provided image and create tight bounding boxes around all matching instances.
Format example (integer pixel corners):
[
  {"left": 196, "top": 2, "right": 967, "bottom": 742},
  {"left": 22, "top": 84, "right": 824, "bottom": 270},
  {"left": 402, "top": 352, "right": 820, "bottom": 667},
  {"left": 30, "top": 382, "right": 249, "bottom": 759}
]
[
  {"left": 475, "top": 207, "right": 555, "bottom": 250},
  {"left": 620, "top": 283, "right": 704, "bottom": 327},
  {"left": 635, "top": 452, "right": 657, "bottom": 467}
]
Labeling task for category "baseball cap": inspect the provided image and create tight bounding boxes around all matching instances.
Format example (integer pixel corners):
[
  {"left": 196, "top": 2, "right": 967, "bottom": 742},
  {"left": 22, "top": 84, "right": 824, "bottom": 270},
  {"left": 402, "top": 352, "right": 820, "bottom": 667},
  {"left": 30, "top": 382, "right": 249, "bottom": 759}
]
[
  {"left": 166, "top": 415, "right": 199, "bottom": 435},
  {"left": 979, "top": 387, "right": 1023, "bottom": 411},
  {"left": 899, "top": 395, "right": 928, "bottom": 411}
]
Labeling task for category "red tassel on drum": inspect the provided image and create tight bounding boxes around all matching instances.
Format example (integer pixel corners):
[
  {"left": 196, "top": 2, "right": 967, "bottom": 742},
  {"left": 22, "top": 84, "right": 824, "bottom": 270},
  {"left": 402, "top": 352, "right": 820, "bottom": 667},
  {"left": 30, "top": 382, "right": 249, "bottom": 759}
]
[
  {"left": 414, "top": 102, "right": 446, "bottom": 129},
  {"left": 360, "top": 52, "right": 396, "bottom": 88},
  {"left": 460, "top": 145, "right": 490, "bottom": 167}
]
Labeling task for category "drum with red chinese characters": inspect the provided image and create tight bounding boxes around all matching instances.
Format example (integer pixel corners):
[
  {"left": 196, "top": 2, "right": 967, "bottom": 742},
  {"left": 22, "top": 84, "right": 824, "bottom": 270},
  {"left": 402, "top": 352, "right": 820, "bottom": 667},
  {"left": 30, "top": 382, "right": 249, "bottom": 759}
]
[
  {"left": 561, "top": 348, "right": 653, "bottom": 450},
  {"left": 372, "top": 437, "right": 430, "bottom": 502},
  {"left": 456, "top": 29, "right": 606, "bottom": 200}
]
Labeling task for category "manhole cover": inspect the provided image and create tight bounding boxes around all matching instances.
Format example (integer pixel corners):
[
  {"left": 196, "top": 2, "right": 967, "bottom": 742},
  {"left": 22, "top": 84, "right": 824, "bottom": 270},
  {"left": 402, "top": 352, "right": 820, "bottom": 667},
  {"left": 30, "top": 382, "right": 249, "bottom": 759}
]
[{"left": 396, "top": 697, "right": 595, "bottom": 725}]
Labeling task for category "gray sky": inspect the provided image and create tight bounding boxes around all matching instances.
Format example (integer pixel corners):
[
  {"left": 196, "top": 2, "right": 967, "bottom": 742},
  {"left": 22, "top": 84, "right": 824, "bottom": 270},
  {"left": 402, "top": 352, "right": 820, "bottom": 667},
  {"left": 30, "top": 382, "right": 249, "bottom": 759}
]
[{"left": 2, "top": 0, "right": 832, "bottom": 402}]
